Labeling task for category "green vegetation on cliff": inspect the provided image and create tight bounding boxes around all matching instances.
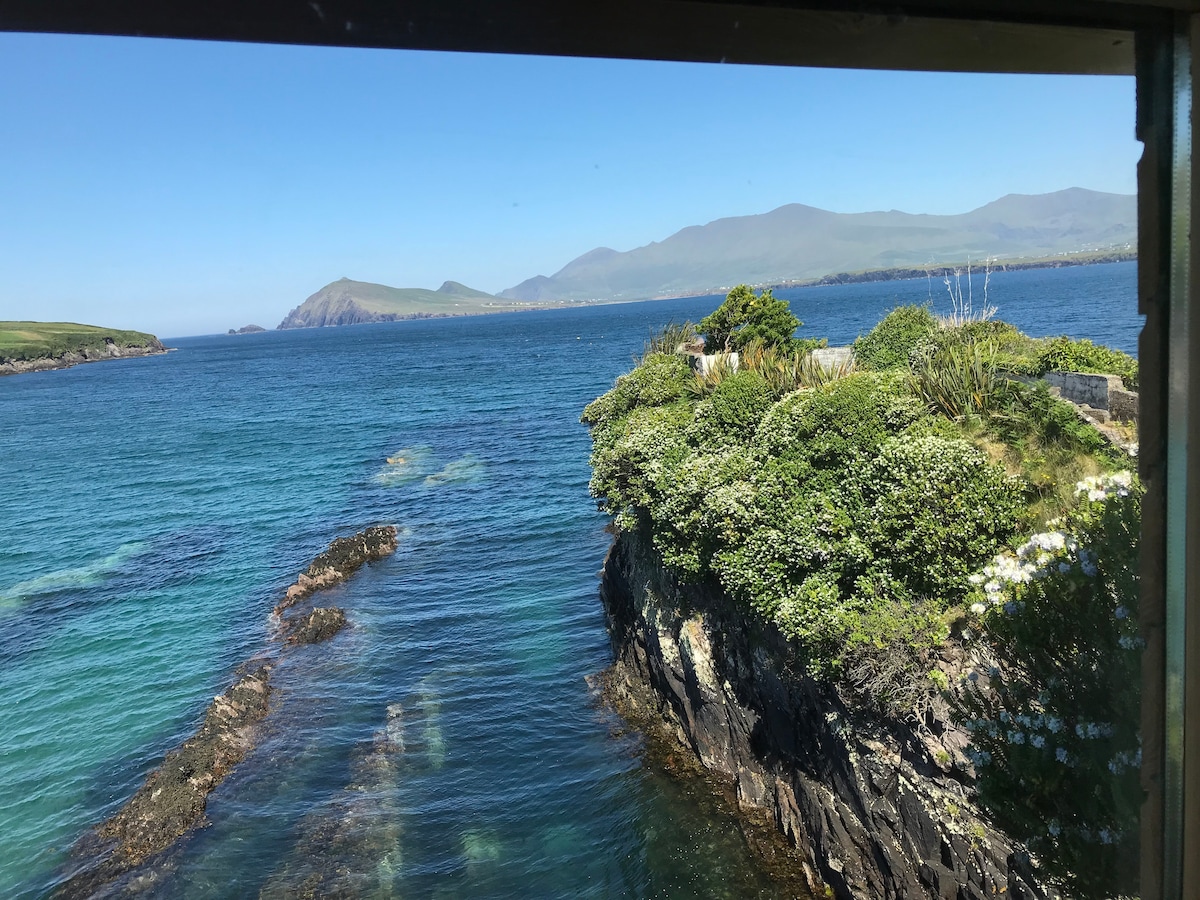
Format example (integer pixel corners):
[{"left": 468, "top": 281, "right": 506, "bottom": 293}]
[
  {"left": 584, "top": 288, "right": 1140, "bottom": 898},
  {"left": 0, "top": 321, "right": 162, "bottom": 362}
]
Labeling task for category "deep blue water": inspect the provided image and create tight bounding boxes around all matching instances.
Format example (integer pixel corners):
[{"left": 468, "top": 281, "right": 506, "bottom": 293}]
[{"left": 0, "top": 261, "right": 1139, "bottom": 898}]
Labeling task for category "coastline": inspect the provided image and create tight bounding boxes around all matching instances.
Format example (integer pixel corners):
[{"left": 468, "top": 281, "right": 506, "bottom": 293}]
[
  {"left": 646, "top": 250, "right": 1137, "bottom": 302},
  {"left": 0, "top": 342, "right": 169, "bottom": 377},
  {"left": 777, "top": 249, "right": 1137, "bottom": 290}
]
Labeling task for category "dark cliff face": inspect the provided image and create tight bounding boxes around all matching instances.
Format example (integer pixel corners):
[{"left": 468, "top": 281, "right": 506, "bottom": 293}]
[
  {"left": 600, "top": 530, "right": 1051, "bottom": 900},
  {"left": 278, "top": 291, "right": 393, "bottom": 329}
]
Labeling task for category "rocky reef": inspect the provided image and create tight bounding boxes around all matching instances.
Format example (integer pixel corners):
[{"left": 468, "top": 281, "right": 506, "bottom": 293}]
[
  {"left": 599, "top": 530, "right": 1050, "bottom": 900},
  {"left": 274, "top": 525, "right": 399, "bottom": 615},
  {"left": 53, "top": 525, "right": 398, "bottom": 899}
]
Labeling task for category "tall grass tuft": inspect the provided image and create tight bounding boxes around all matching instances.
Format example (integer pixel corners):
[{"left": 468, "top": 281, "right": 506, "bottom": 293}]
[
  {"left": 909, "top": 338, "right": 1009, "bottom": 421},
  {"left": 692, "top": 339, "right": 855, "bottom": 398},
  {"left": 642, "top": 321, "right": 699, "bottom": 361}
]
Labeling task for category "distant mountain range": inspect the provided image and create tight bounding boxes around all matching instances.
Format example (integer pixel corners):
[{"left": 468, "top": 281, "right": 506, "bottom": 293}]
[
  {"left": 499, "top": 187, "right": 1135, "bottom": 302},
  {"left": 277, "top": 188, "right": 1135, "bottom": 328}
]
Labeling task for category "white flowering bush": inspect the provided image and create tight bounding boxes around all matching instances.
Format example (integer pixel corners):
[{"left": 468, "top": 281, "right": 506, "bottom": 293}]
[
  {"left": 853, "top": 435, "right": 1024, "bottom": 603},
  {"left": 955, "top": 472, "right": 1141, "bottom": 898}
]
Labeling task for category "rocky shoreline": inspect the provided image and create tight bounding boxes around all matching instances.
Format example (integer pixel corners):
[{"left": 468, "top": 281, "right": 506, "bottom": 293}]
[
  {"left": 599, "top": 529, "right": 1050, "bottom": 900},
  {"left": 52, "top": 525, "right": 398, "bottom": 899},
  {"left": 0, "top": 340, "right": 168, "bottom": 377}
]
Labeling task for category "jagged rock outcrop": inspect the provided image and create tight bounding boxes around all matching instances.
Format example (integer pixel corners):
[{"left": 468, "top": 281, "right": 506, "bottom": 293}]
[
  {"left": 275, "top": 525, "right": 398, "bottom": 615},
  {"left": 0, "top": 339, "right": 167, "bottom": 376},
  {"left": 59, "top": 666, "right": 274, "bottom": 897},
  {"left": 54, "top": 526, "right": 398, "bottom": 898},
  {"left": 282, "top": 606, "right": 348, "bottom": 645},
  {"left": 600, "top": 530, "right": 1049, "bottom": 900}
]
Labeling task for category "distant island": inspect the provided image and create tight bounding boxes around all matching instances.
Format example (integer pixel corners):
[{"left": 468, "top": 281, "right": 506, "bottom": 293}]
[
  {"left": 276, "top": 278, "right": 590, "bottom": 329},
  {"left": 228, "top": 324, "right": 267, "bottom": 335},
  {"left": 0, "top": 322, "right": 166, "bottom": 377}
]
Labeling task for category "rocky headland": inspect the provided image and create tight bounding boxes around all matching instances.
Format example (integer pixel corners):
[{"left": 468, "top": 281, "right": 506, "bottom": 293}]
[
  {"left": 583, "top": 292, "right": 1141, "bottom": 898},
  {"left": 53, "top": 525, "right": 399, "bottom": 899},
  {"left": 277, "top": 278, "right": 505, "bottom": 329},
  {"left": 599, "top": 531, "right": 1047, "bottom": 900},
  {"left": 0, "top": 335, "right": 167, "bottom": 377}
]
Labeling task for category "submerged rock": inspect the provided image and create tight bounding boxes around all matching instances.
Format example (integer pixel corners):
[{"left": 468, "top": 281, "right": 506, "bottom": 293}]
[
  {"left": 258, "top": 702, "right": 413, "bottom": 898},
  {"left": 55, "top": 525, "right": 400, "bottom": 897},
  {"left": 56, "top": 666, "right": 274, "bottom": 898}
]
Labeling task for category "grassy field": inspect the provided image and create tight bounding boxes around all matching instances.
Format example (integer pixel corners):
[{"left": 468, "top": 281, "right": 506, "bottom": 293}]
[{"left": 0, "top": 322, "right": 161, "bottom": 362}]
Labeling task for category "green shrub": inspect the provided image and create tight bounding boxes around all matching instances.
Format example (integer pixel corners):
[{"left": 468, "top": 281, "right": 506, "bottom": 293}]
[
  {"left": 647, "top": 444, "right": 756, "bottom": 578},
  {"left": 1033, "top": 336, "right": 1139, "bottom": 389},
  {"left": 581, "top": 352, "right": 692, "bottom": 429},
  {"left": 586, "top": 401, "right": 692, "bottom": 529},
  {"left": 753, "top": 373, "right": 922, "bottom": 470},
  {"left": 940, "top": 320, "right": 1042, "bottom": 375},
  {"left": 909, "top": 337, "right": 1014, "bottom": 421},
  {"left": 642, "top": 321, "right": 698, "bottom": 357},
  {"left": 734, "top": 339, "right": 836, "bottom": 397},
  {"left": 853, "top": 435, "right": 1023, "bottom": 604},
  {"left": 708, "top": 370, "right": 773, "bottom": 437},
  {"left": 853, "top": 304, "right": 938, "bottom": 371}
]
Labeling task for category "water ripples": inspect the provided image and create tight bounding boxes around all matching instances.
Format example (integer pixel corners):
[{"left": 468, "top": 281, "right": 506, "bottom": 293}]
[{"left": 0, "top": 264, "right": 1139, "bottom": 898}]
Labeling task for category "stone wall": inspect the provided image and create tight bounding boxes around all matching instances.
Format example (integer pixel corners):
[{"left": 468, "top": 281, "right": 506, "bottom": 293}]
[{"left": 1043, "top": 372, "right": 1137, "bottom": 423}]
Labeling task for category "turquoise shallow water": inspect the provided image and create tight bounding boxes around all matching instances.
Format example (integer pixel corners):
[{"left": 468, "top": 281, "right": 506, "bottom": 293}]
[{"left": 0, "top": 261, "right": 1139, "bottom": 898}]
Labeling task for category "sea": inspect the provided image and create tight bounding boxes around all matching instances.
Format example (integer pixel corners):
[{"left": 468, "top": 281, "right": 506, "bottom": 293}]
[{"left": 0, "top": 261, "right": 1139, "bottom": 899}]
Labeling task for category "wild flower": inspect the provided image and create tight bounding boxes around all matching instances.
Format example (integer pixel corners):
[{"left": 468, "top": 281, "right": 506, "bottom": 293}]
[{"left": 1075, "top": 471, "right": 1134, "bottom": 502}]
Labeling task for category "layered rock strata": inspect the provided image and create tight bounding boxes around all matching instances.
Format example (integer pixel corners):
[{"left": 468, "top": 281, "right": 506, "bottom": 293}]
[
  {"left": 600, "top": 530, "right": 1050, "bottom": 900},
  {"left": 54, "top": 526, "right": 398, "bottom": 898}
]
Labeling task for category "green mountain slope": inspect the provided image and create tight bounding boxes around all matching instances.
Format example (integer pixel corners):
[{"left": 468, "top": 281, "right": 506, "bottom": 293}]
[
  {"left": 500, "top": 187, "right": 1135, "bottom": 302},
  {"left": 277, "top": 279, "right": 518, "bottom": 329}
]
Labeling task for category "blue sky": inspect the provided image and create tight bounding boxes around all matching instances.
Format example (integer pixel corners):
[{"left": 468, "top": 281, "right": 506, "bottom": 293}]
[{"left": 0, "top": 33, "right": 1138, "bottom": 338}]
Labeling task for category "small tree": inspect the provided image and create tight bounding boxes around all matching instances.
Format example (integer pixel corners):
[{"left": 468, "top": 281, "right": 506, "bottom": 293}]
[{"left": 698, "top": 285, "right": 801, "bottom": 353}]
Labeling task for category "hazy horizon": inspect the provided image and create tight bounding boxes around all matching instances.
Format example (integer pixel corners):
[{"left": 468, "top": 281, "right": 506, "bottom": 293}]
[{"left": 0, "top": 32, "right": 1139, "bottom": 338}]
